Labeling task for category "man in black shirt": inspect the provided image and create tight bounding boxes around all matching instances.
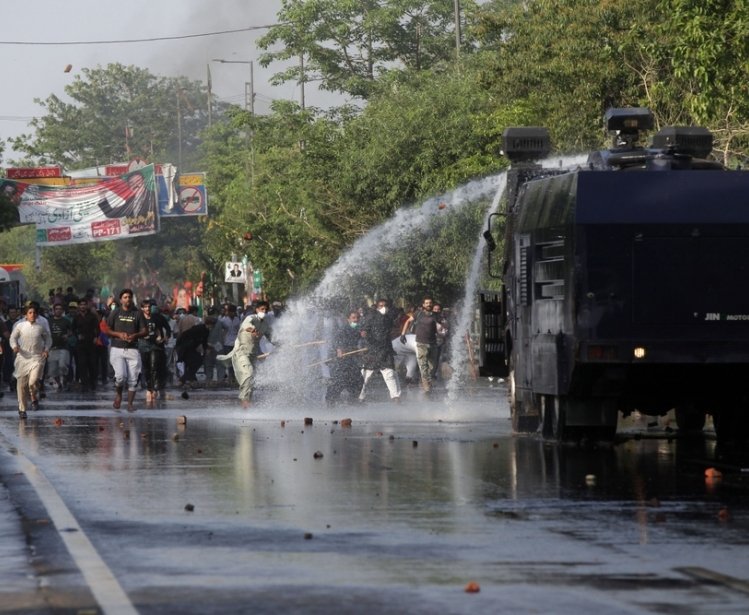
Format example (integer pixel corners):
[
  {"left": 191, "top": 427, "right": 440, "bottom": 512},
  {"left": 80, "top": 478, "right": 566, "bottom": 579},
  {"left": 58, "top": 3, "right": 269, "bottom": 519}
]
[
  {"left": 105, "top": 289, "right": 147, "bottom": 411},
  {"left": 48, "top": 302, "right": 73, "bottom": 390},
  {"left": 139, "top": 300, "right": 171, "bottom": 404},
  {"left": 73, "top": 298, "right": 100, "bottom": 392},
  {"left": 359, "top": 299, "right": 401, "bottom": 402},
  {"left": 175, "top": 320, "right": 211, "bottom": 387},
  {"left": 325, "top": 310, "right": 364, "bottom": 405}
]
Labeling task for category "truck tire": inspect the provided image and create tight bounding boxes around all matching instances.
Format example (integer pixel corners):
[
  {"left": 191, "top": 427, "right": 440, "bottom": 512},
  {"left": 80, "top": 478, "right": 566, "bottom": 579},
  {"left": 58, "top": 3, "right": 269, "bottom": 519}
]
[{"left": 674, "top": 405, "right": 706, "bottom": 433}]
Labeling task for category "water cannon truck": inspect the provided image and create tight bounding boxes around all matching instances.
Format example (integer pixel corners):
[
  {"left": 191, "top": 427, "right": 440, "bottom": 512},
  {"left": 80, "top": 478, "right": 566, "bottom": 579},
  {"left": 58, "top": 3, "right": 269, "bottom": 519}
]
[{"left": 482, "top": 107, "right": 749, "bottom": 445}]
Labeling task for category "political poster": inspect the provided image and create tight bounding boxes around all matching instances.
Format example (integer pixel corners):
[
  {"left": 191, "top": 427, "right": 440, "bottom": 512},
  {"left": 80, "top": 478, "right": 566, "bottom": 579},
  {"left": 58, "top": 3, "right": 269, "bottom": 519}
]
[
  {"left": 161, "top": 172, "right": 208, "bottom": 218},
  {"left": 12, "top": 165, "right": 158, "bottom": 246},
  {"left": 225, "top": 261, "right": 246, "bottom": 284}
]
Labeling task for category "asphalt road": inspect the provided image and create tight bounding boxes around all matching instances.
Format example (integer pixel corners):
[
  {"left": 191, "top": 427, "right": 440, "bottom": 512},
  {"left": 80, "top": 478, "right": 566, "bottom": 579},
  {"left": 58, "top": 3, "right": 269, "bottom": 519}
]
[{"left": 0, "top": 382, "right": 748, "bottom": 614}]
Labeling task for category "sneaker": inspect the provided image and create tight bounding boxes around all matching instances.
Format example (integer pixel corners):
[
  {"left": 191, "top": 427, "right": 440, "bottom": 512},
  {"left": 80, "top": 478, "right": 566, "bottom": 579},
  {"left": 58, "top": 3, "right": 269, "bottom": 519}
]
[
  {"left": 18, "top": 410, "right": 27, "bottom": 420},
  {"left": 31, "top": 400, "right": 39, "bottom": 411},
  {"left": 391, "top": 396, "right": 401, "bottom": 403}
]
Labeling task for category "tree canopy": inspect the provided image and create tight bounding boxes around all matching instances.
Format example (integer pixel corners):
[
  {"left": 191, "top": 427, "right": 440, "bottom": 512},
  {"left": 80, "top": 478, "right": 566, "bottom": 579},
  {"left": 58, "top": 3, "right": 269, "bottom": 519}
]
[
  {"left": 10, "top": 63, "right": 211, "bottom": 169},
  {"left": 257, "top": 0, "right": 475, "bottom": 99},
  {"left": 6, "top": 2, "right": 749, "bottom": 305}
]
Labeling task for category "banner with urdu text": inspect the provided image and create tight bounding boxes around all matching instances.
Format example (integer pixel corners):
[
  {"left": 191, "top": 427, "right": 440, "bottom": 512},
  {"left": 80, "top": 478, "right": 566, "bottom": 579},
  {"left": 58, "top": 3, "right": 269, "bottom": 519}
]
[{"left": 14, "top": 164, "right": 158, "bottom": 246}]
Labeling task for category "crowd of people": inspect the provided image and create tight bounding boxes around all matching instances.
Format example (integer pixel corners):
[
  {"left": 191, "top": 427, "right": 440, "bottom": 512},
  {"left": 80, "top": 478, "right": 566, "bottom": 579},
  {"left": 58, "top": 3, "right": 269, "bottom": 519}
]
[
  {"left": 324, "top": 296, "right": 450, "bottom": 406},
  {"left": 0, "top": 288, "right": 286, "bottom": 418},
  {"left": 0, "top": 286, "right": 451, "bottom": 419}
]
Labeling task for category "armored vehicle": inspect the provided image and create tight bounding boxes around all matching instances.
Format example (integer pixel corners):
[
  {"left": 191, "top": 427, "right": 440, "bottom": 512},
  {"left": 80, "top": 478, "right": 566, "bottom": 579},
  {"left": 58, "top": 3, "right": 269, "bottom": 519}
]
[{"left": 482, "top": 108, "right": 749, "bottom": 444}]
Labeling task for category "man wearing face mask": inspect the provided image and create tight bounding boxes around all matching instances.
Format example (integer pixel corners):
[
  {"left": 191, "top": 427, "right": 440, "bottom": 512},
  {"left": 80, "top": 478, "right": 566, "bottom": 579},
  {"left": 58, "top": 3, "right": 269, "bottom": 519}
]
[
  {"left": 218, "top": 301, "right": 272, "bottom": 408},
  {"left": 359, "top": 299, "right": 401, "bottom": 402},
  {"left": 325, "top": 310, "right": 365, "bottom": 406}
]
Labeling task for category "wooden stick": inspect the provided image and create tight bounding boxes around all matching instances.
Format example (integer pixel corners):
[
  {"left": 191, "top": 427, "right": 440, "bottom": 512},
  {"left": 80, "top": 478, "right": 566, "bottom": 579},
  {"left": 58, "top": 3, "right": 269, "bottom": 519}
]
[
  {"left": 291, "top": 340, "right": 326, "bottom": 348},
  {"left": 306, "top": 347, "right": 367, "bottom": 369},
  {"left": 465, "top": 332, "right": 478, "bottom": 381}
]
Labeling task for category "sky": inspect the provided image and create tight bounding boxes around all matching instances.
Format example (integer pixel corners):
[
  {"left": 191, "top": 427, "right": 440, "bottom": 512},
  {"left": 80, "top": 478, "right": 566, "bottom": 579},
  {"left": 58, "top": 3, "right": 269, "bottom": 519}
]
[{"left": 0, "top": 0, "right": 344, "bottom": 163}]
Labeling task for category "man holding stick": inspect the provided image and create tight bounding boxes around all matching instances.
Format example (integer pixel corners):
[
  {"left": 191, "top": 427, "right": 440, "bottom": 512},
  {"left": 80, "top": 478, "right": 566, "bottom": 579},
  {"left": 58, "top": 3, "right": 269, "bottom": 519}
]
[
  {"left": 219, "top": 301, "right": 272, "bottom": 408},
  {"left": 325, "top": 310, "right": 364, "bottom": 406},
  {"left": 359, "top": 299, "right": 401, "bottom": 403}
]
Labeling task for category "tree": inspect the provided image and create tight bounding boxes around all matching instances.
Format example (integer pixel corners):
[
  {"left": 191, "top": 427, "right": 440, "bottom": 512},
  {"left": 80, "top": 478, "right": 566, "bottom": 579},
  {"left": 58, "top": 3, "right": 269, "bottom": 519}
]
[
  {"left": 659, "top": 0, "right": 749, "bottom": 162},
  {"left": 334, "top": 66, "right": 505, "bottom": 214},
  {"left": 10, "top": 63, "right": 211, "bottom": 169},
  {"left": 201, "top": 102, "right": 352, "bottom": 298},
  {"left": 5, "top": 64, "right": 216, "bottom": 298},
  {"left": 258, "top": 0, "right": 475, "bottom": 99},
  {"left": 471, "top": 0, "right": 660, "bottom": 151}
]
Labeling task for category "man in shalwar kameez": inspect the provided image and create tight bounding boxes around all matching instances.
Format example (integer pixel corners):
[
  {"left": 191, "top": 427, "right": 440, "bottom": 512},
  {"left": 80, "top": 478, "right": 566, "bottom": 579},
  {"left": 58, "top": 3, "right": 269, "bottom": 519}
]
[
  {"left": 10, "top": 305, "right": 51, "bottom": 419},
  {"left": 218, "top": 301, "right": 272, "bottom": 408}
]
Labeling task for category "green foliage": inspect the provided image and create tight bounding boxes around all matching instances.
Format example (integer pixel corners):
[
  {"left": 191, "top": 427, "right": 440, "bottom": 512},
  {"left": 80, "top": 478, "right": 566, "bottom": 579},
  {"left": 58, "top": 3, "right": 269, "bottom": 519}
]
[
  {"left": 258, "top": 0, "right": 474, "bottom": 98},
  {"left": 334, "top": 66, "right": 504, "bottom": 214},
  {"left": 473, "top": 0, "right": 660, "bottom": 151},
  {"left": 10, "top": 63, "right": 210, "bottom": 169},
  {"left": 14, "top": 0, "right": 749, "bottom": 307},
  {"left": 658, "top": 0, "right": 749, "bottom": 161},
  {"left": 4, "top": 64, "right": 213, "bottom": 298},
  {"left": 202, "top": 102, "right": 351, "bottom": 298}
]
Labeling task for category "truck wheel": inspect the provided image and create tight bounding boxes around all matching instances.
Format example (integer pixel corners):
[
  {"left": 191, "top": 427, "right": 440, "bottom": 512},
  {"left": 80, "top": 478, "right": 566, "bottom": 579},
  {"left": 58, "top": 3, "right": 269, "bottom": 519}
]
[
  {"left": 542, "top": 395, "right": 567, "bottom": 441},
  {"left": 507, "top": 366, "right": 516, "bottom": 415},
  {"left": 712, "top": 409, "right": 749, "bottom": 447},
  {"left": 674, "top": 405, "right": 706, "bottom": 433},
  {"left": 545, "top": 396, "right": 617, "bottom": 442}
]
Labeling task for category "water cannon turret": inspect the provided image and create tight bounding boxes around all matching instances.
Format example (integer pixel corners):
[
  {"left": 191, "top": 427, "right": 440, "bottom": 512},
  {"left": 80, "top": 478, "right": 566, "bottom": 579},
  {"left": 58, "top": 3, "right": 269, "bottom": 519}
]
[
  {"left": 501, "top": 127, "right": 551, "bottom": 164},
  {"left": 605, "top": 107, "right": 653, "bottom": 149},
  {"left": 652, "top": 126, "right": 713, "bottom": 159}
]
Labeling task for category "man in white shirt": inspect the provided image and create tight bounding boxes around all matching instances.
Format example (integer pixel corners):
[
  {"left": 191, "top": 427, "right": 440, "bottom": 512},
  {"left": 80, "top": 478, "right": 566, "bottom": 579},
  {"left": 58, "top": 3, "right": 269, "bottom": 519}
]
[{"left": 10, "top": 305, "right": 50, "bottom": 418}]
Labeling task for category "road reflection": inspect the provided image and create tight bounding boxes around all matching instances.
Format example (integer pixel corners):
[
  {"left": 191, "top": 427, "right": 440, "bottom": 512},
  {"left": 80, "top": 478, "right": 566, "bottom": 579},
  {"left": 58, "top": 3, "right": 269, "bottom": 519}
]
[{"left": 13, "top": 412, "right": 746, "bottom": 524}]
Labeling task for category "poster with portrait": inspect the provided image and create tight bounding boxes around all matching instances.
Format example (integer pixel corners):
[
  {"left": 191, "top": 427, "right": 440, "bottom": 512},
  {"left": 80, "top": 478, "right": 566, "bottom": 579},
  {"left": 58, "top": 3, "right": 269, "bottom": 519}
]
[
  {"left": 225, "top": 261, "right": 246, "bottom": 284},
  {"left": 12, "top": 164, "right": 158, "bottom": 246}
]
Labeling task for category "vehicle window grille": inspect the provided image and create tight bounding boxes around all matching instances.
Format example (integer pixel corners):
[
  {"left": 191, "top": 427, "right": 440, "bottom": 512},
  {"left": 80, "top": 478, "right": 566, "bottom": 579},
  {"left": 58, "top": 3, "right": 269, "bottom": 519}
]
[
  {"left": 519, "top": 245, "right": 531, "bottom": 306},
  {"left": 535, "top": 239, "right": 565, "bottom": 300}
]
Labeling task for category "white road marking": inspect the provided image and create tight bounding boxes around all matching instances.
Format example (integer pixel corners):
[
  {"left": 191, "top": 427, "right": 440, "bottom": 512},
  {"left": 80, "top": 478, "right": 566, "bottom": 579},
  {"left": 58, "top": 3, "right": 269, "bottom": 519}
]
[
  {"left": 0, "top": 431, "right": 138, "bottom": 615},
  {"left": 677, "top": 566, "right": 749, "bottom": 595}
]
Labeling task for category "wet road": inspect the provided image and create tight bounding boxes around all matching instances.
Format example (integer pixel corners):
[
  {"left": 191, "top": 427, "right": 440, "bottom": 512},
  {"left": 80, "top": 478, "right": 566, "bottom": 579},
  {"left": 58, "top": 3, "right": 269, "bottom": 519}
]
[{"left": 0, "top": 383, "right": 748, "bottom": 614}]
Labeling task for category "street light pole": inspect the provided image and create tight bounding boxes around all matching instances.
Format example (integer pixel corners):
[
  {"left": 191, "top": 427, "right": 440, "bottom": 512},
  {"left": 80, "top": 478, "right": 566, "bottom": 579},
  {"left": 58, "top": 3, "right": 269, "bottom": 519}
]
[{"left": 211, "top": 59, "right": 255, "bottom": 114}]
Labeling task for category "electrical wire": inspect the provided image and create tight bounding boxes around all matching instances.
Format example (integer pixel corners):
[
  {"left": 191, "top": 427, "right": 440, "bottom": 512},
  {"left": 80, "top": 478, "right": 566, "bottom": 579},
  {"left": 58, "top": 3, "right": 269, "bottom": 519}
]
[{"left": 0, "top": 24, "right": 280, "bottom": 46}]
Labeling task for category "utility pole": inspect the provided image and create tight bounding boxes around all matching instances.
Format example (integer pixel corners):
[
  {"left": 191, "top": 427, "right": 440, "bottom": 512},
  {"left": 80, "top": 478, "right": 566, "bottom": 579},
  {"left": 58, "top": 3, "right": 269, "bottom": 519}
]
[
  {"left": 299, "top": 54, "right": 306, "bottom": 110},
  {"left": 454, "top": 0, "right": 461, "bottom": 63},
  {"left": 124, "top": 122, "right": 132, "bottom": 158},
  {"left": 212, "top": 59, "right": 255, "bottom": 114},
  {"left": 245, "top": 61, "right": 255, "bottom": 115},
  {"left": 176, "top": 92, "right": 183, "bottom": 169},
  {"left": 206, "top": 63, "right": 213, "bottom": 127}
]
